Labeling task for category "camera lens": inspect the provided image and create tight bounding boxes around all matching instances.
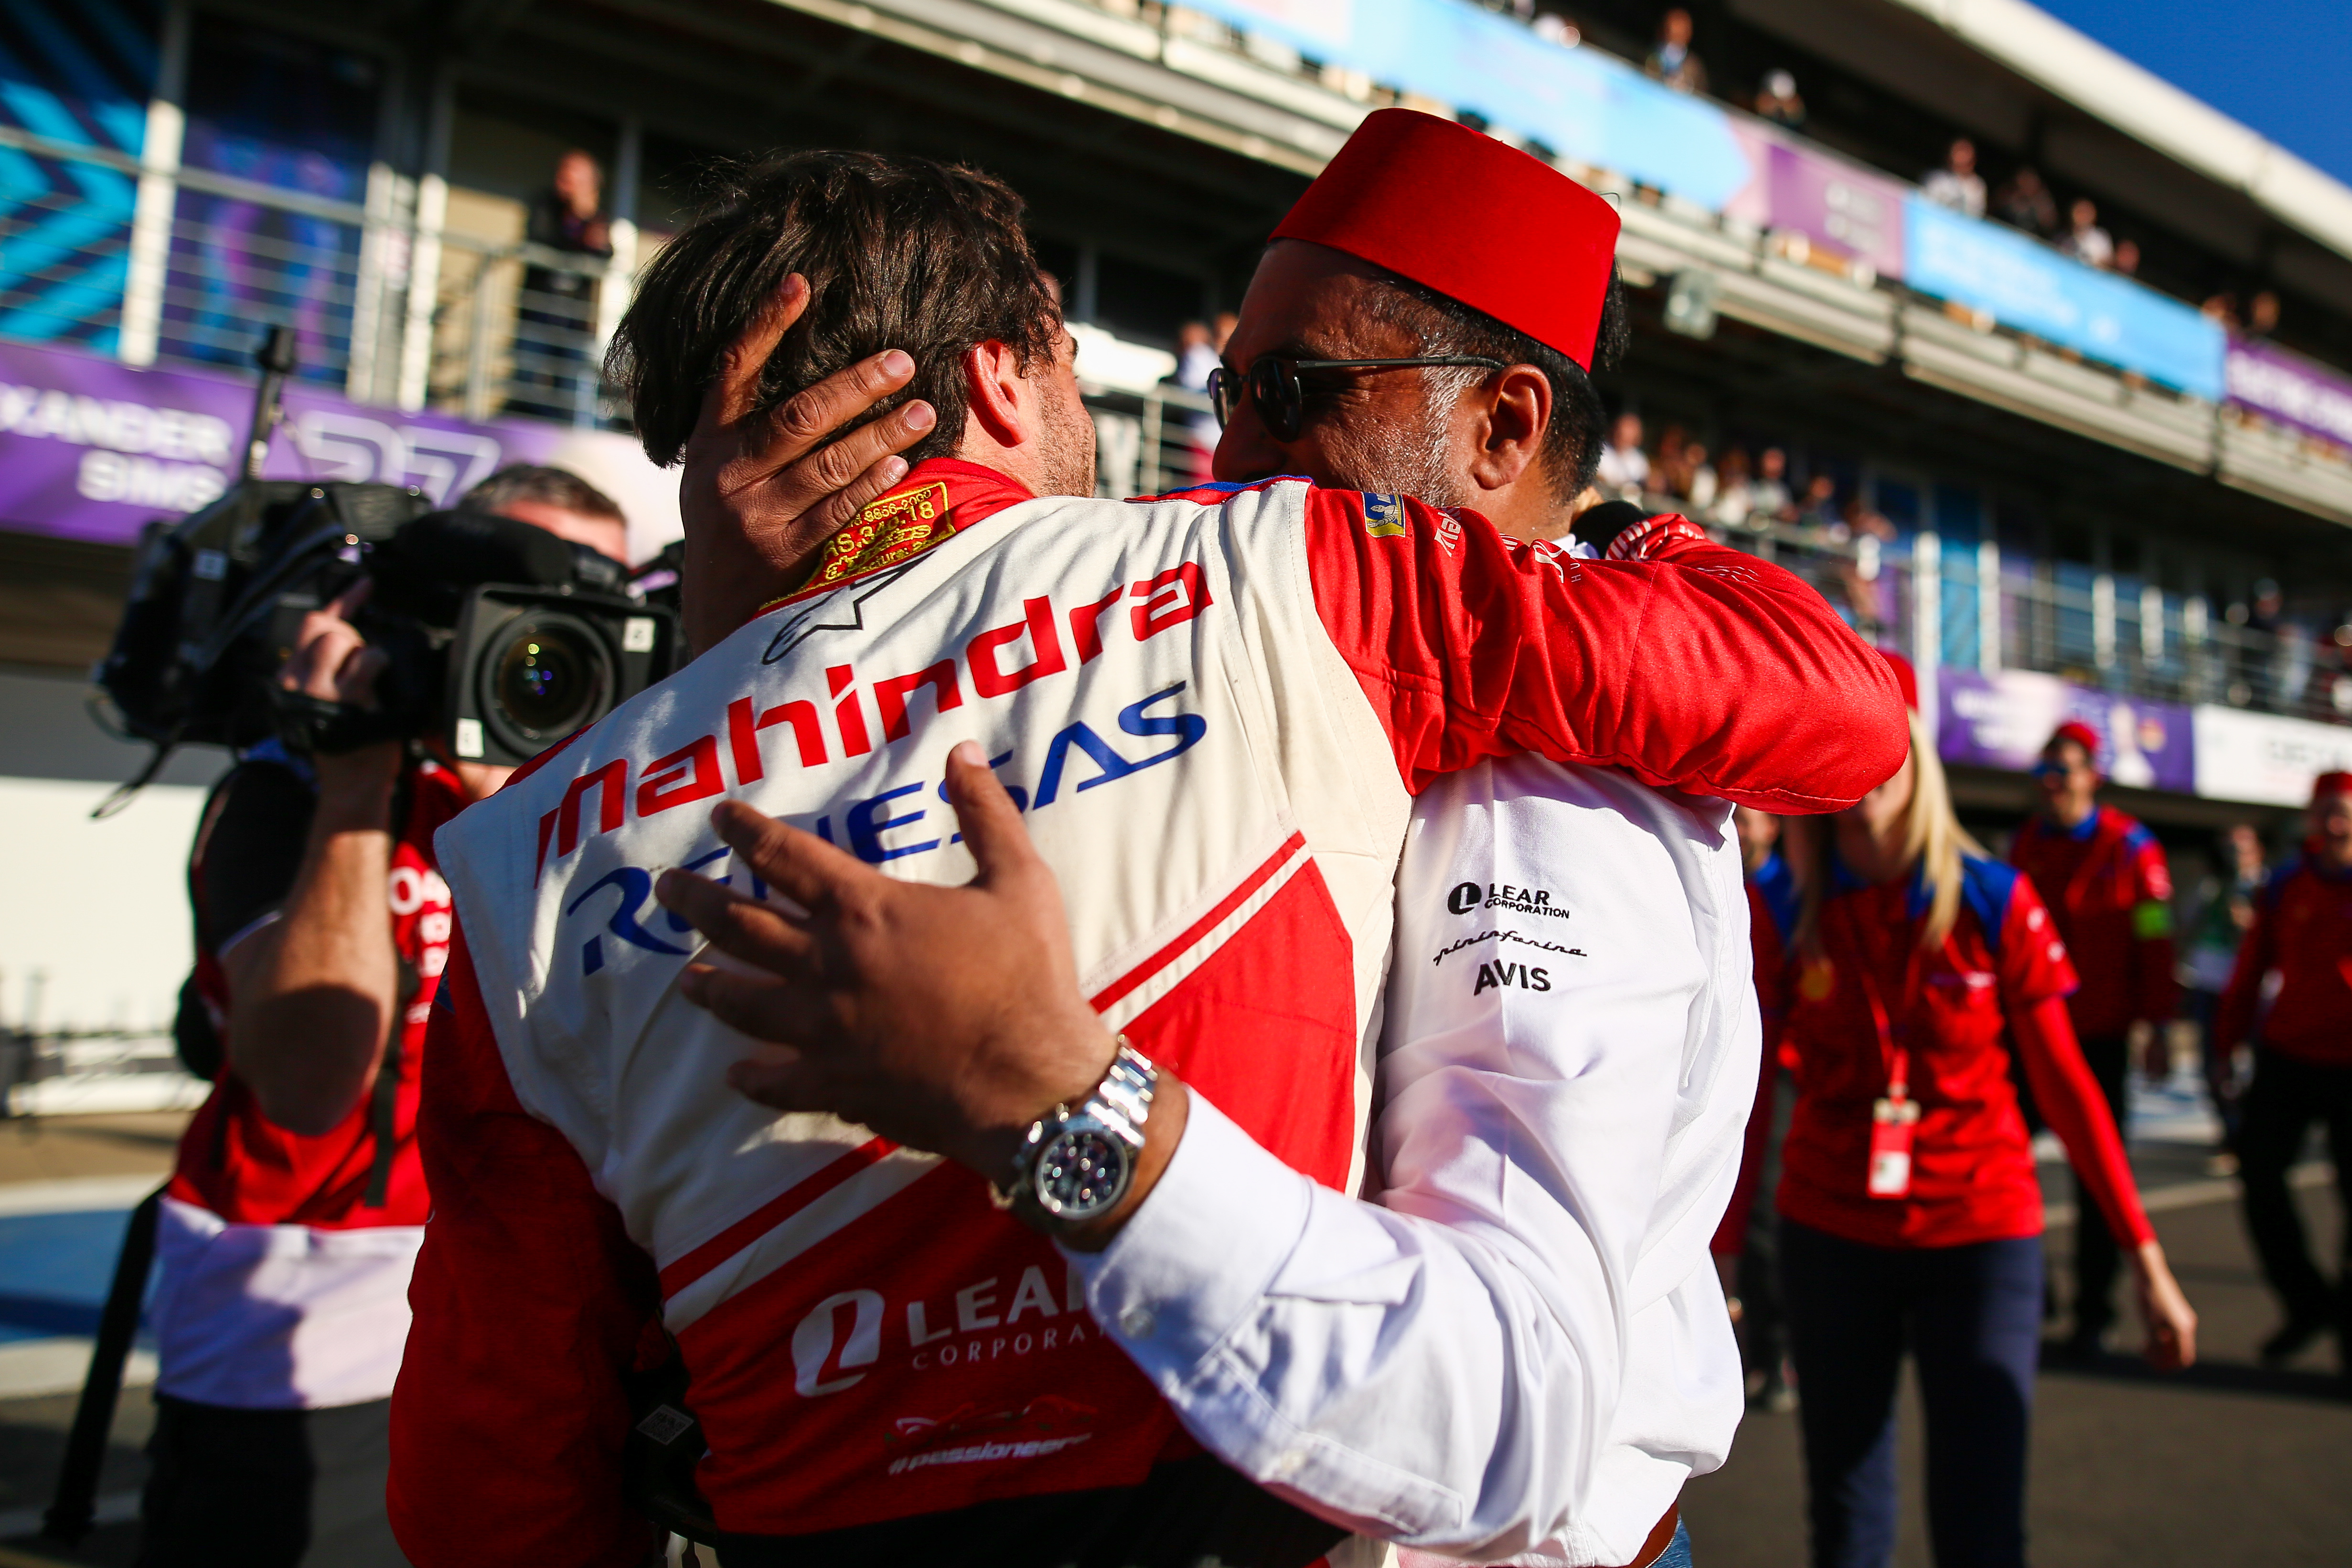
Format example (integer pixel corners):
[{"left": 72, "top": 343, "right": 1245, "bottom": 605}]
[{"left": 480, "top": 612, "right": 613, "bottom": 752}]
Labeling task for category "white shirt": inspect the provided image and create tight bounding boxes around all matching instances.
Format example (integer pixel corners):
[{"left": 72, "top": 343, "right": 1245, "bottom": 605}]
[
  {"left": 1595, "top": 444, "right": 1649, "bottom": 497},
  {"left": 1075, "top": 757, "right": 1755, "bottom": 1565},
  {"left": 1921, "top": 168, "right": 1987, "bottom": 220}
]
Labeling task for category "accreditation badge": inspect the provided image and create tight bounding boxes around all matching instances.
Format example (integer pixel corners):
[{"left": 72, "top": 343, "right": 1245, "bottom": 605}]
[{"left": 1867, "top": 1090, "right": 1921, "bottom": 1198}]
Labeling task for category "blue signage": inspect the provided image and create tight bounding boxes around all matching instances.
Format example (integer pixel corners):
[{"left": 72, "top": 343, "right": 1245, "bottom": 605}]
[
  {"left": 1902, "top": 195, "right": 2224, "bottom": 400},
  {"left": 1183, "top": 0, "right": 1752, "bottom": 210}
]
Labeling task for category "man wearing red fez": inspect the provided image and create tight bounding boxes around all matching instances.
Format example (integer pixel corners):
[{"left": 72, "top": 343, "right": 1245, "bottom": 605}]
[
  {"left": 2214, "top": 771, "right": 2352, "bottom": 1373},
  {"left": 2010, "top": 717, "right": 2177, "bottom": 1358},
  {"left": 391, "top": 129, "right": 1908, "bottom": 1568}
]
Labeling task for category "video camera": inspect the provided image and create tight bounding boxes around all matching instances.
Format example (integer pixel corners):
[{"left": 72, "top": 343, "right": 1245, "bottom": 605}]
[{"left": 93, "top": 329, "right": 679, "bottom": 800}]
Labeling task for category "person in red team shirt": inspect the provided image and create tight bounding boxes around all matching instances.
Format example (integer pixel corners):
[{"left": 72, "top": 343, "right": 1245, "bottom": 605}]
[
  {"left": 2213, "top": 771, "right": 2352, "bottom": 1372},
  {"left": 2009, "top": 718, "right": 2176, "bottom": 1357},
  {"left": 1714, "top": 806, "right": 1801, "bottom": 1412},
  {"left": 1775, "top": 659, "right": 2194, "bottom": 1568},
  {"left": 143, "top": 468, "right": 634, "bottom": 1567}
]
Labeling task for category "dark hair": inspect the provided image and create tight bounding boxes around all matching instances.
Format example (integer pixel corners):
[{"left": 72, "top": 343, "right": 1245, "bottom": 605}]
[
  {"left": 610, "top": 150, "right": 1060, "bottom": 469},
  {"left": 1357, "top": 266, "right": 1629, "bottom": 503},
  {"left": 458, "top": 463, "right": 624, "bottom": 523}
]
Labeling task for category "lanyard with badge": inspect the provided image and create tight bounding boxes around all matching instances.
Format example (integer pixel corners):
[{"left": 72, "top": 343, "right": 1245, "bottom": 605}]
[{"left": 1851, "top": 927, "right": 1930, "bottom": 1199}]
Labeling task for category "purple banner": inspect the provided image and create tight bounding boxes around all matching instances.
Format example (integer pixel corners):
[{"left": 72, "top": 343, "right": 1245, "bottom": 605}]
[
  {"left": 1938, "top": 668, "right": 2194, "bottom": 795},
  {"left": 1723, "top": 124, "right": 1908, "bottom": 280},
  {"left": 2226, "top": 336, "right": 2352, "bottom": 451},
  {"left": 0, "top": 339, "right": 681, "bottom": 558}
]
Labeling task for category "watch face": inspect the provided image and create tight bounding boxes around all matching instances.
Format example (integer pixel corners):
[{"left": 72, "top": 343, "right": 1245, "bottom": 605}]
[{"left": 1033, "top": 1125, "right": 1131, "bottom": 1219}]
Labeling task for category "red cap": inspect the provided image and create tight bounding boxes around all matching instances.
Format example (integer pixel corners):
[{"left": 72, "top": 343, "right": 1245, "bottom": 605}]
[
  {"left": 2048, "top": 720, "right": 2102, "bottom": 762},
  {"left": 2313, "top": 770, "right": 2352, "bottom": 804},
  {"left": 1878, "top": 649, "right": 1919, "bottom": 714},
  {"left": 1272, "top": 109, "right": 1621, "bottom": 370}
]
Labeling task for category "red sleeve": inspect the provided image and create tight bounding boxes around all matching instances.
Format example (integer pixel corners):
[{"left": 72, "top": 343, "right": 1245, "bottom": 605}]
[
  {"left": 2213, "top": 877, "right": 2278, "bottom": 1053},
  {"left": 387, "top": 929, "right": 662, "bottom": 1568},
  {"left": 2011, "top": 993, "right": 2155, "bottom": 1248},
  {"left": 2131, "top": 834, "right": 2180, "bottom": 1026},
  {"left": 1301, "top": 497, "right": 1909, "bottom": 813},
  {"left": 1998, "top": 872, "right": 2079, "bottom": 1007}
]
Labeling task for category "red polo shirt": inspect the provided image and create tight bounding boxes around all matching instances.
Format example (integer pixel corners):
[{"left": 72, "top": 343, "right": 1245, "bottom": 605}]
[
  {"left": 2216, "top": 848, "right": 2352, "bottom": 1069},
  {"left": 1778, "top": 852, "right": 2150, "bottom": 1250},
  {"left": 2011, "top": 803, "right": 2176, "bottom": 1040}
]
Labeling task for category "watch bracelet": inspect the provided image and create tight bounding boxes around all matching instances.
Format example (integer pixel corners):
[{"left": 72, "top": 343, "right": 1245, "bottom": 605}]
[{"left": 991, "top": 1036, "right": 1154, "bottom": 1209}]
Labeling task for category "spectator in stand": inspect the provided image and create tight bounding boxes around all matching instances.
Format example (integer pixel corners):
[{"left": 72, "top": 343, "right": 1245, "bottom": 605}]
[
  {"left": 1753, "top": 444, "right": 1794, "bottom": 522},
  {"left": 1644, "top": 8, "right": 1708, "bottom": 95},
  {"left": 1172, "top": 320, "right": 1221, "bottom": 482},
  {"left": 2057, "top": 198, "right": 2114, "bottom": 269},
  {"left": 1779, "top": 656, "right": 2195, "bottom": 1568},
  {"left": 2111, "top": 237, "right": 2141, "bottom": 278},
  {"left": 512, "top": 149, "right": 615, "bottom": 424},
  {"left": 2010, "top": 719, "right": 2178, "bottom": 1359},
  {"left": 1597, "top": 409, "right": 1649, "bottom": 496},
  {"left": 1712, "top": 446, "right": 1756, "bottom": 527},
  {"left": 1793, "top": 470, "right": 1838, "bottom": 530},
  {"left": 1755, "top": 69, "right": 1806, "bottom": 128},
  {"left": 2247, "top": 289, "right": 2282, "bottom": 341},
  {"left": 2202, "top": 291, "right": 2242, "bottom": 331},
  {"left": 1991, "top": 166, "right": 2058, "bottom": 240},
  {"left": 1922, "top": 139, "right": 1987, "bottom": 220},
  {"left": 1717, "top": 806, "right": 1802, "bottom": 1413},
  {"left": 2215, "top": 772, "right": 2352, "bottom": 1372},
  {"left": 2180, "top": 823, "right": 2267, "bottom": 1157},
  {"left": 1836, "top": 494, "right": 1896, "bottom": 640}
]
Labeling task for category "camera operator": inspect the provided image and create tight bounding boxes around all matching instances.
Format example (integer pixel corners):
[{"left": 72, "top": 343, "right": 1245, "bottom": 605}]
[{"left": 139, "top": 468, "right": 632, "bottom": 1568}]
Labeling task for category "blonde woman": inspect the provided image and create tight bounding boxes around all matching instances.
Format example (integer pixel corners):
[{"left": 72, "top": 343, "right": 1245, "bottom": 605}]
[{"left": 1774, "top": 657, "right": 2196, "bottom": 1568}]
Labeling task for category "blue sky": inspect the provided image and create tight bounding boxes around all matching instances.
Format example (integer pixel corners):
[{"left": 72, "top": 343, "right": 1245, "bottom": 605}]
[{"left": 2033, "top": 0, "right": 2352, "bottom": 187}]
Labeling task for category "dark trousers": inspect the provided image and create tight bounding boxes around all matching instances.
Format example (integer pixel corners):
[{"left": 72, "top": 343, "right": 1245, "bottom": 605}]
[
  {"left": 136, "top": 1395, "right": 409, "bottom": 1568},
  {"left": 2068, "top": 1033, "right": 2131, "bottom": 1342},
  {"left": 2237, "top": 1046, "right": 2352, "bottom": 1331},
  {"left": 1738, "top": 1070, "right": 1796, "bottom": 1380},
  {"left": 1781, "top": 1219, "right": 2044, "bottom": 1568}
]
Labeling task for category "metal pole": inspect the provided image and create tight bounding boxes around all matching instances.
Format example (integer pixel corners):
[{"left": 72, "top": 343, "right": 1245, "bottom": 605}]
[
  {"left": 1912, "top": 530, "right": 1941, "bottom": 745},
  {"left": 118, "top": 0, "right": 191, "bottom": 366},
  {"left": 1977, "top": 538, "right": 2000, "bottom": 674},
  {"left": 396, "top": 69, "right": 455, "bottom": 412}
]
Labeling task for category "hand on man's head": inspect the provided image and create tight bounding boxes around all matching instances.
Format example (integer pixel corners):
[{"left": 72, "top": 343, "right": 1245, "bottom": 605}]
[{"left": 674, "top": 273, "right": 941, "bottom": 653}]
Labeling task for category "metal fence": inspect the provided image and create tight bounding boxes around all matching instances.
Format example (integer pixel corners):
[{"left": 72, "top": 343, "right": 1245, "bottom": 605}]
[
  {"left": 1081, "top": 381, "right": 1217, "bottom": 499},
  {"left": 1685, "top": 499, "right": 2350, "bottom": 725}
]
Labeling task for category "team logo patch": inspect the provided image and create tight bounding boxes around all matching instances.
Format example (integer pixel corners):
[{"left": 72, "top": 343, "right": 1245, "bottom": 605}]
[
  {"left": 808, "top": 481, "right": 956, "bottom": 592},
  {"left": 1362, "top": 492, "right": 1407, "bottom": 539}
]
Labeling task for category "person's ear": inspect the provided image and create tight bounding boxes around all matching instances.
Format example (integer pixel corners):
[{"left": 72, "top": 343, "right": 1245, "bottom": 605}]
[
  {"left": 961, "top": 340, "right": 1028, "bottom": 449},
  {"left": 1465, "top": 364, "right": 1552, "bottom": 493}
]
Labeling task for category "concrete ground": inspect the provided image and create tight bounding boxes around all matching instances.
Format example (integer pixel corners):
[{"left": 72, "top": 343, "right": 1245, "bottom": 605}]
[{"left": 0, "top": 1106, "right": 2343, "bottom": 1567}]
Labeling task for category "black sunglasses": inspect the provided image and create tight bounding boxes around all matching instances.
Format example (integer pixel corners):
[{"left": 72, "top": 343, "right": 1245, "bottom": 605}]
[{"left": 1208, "top": 355, "right": 1506, "bottom": 442}]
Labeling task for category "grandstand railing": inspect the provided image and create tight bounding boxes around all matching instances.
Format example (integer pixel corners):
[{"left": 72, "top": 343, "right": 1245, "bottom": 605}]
[{"left": 1687, "top": 500, "right": 2351, "bottom": 726}]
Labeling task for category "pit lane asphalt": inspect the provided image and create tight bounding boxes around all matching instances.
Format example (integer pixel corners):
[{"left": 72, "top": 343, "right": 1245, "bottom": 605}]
[{"left": 0, "top": 1109, "right": 2341, "bottom": 1567}]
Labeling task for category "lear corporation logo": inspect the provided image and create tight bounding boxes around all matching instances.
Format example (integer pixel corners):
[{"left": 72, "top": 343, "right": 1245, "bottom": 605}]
[{"left": 1447, "top": 882, "right": 1572, "bottom": 919}]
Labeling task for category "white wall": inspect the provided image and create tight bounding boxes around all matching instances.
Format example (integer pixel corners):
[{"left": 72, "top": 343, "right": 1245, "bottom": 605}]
[{"left": 0, "top": 669, "right": 227, "bottom": 1035}]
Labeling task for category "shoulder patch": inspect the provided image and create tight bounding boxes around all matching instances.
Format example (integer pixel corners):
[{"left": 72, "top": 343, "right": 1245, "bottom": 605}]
[
  {"left": 1361, "top": 491, "right": 1408, "bottom": 539},
  {"left": 1958, "top": 853, "right": 2021, "bottom": 946}
]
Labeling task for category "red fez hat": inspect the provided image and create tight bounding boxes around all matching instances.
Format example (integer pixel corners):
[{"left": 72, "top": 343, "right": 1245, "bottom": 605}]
[
  {"left": 1272, "top": 109, "right": 1621, "bottom": 370},
  {"left": 1878, "top": 649, "right": 1919, "bottom": 714},
  {"left": 2047, "top": 720, "right": 2102, "bottom": 762},
  {"left": 2313, "top": 770, "right": 2352, "bottom": 804}
]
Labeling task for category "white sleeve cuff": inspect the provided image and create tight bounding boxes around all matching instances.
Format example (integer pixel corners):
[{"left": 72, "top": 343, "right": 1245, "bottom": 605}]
[{"left": 1063, "top": 1088, "right": 1313, "bottom": 1387}]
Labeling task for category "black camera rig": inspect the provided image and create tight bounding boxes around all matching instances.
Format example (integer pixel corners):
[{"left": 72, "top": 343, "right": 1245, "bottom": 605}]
[{"left": 91, "top": 328, "right": 678, "bottom": 810}]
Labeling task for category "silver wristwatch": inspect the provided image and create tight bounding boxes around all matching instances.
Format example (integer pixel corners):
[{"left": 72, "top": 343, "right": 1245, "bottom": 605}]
[{"left": 992, "top": 1038, "right": 1156, "bottom": 1234}]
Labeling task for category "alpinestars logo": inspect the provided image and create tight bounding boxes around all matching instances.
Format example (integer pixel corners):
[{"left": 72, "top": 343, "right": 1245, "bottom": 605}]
[{"left": 1447, "top": 882, "right": 1571, "bottom": 919}]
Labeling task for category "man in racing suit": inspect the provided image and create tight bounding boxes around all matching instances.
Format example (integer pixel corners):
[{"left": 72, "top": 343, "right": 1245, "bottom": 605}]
[
  {"left": 388, "top": 137, "right": 1905, "bottom": 1567},
  {"left": 680, "top": 109, "right": 1821, "bottom": 1564}
]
